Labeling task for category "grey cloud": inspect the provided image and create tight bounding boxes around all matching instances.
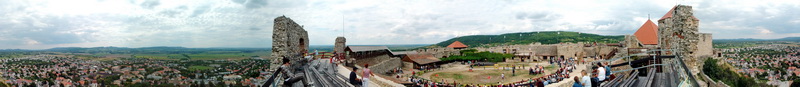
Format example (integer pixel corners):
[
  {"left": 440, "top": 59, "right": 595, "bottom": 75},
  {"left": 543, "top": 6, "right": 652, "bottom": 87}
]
[
  {"left": 250, "top": 27, "right": 261, "bottom": 31},
  {"left": 190, "top": 5, "right": 210, "bottom": 17},
  {"left": 515, "top": 12, "right": 560, "bottom": 22},
  {"left": 0, "top": 14, "right": 111, "bottom": 45},
  {"left": 140, "top": 0, "right": 160, "bottom": 9},
  {"left": 230, "top": 0, "right": 269, "bottom": 9},
  {"left": 692, "top": 0, "right": 800, "bottom": 38}
]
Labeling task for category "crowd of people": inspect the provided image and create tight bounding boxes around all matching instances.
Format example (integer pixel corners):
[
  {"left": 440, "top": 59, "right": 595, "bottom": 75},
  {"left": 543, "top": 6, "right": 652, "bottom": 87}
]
[
  {"left": 573, "top": 62, "right": 611, "bottom": 87},
  {"left": 529, "top": 65, "right": 546, "bottom": 75}
]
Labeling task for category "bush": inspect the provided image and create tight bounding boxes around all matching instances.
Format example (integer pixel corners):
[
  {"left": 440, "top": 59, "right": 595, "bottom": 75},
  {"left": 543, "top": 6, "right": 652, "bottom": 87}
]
[
  {"left": 703, "top": 58, "right": 766, "bottom": 87},
  {"left": 441, "top": 50, "right": 512, "bottom": 62}
]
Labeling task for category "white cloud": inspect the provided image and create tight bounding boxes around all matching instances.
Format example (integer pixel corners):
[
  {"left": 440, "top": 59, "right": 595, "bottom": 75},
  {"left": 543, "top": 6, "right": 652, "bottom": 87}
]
[{"left": 758, "top": 28, "right": 774, "bottom": 34}]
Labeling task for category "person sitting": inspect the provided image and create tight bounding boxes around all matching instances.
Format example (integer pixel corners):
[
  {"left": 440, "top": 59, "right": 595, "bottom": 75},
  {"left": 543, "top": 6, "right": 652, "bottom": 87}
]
[
  {"left": 349, "top": 67, "right": 362, "bottom": 86},
  {"left": 573, "top": 76, "right": 583, "bottom": 87},
  {"left": 280, "top": 57, "right": 305, "bottom": 87},
  {"left": 529, "top": 68, "right": 534, "bottom": 75},
  {"left": 591, "top": 73, "right": 600, "bottom": 87},
  {"left": 581, "top": 70, "right": 592, "bottom": 87},
  {"left": 597, "top": 63, "right": 606, "bottom": 82},
  {"left": 604, "top": 62, "right": 612, "bottom": 79}
]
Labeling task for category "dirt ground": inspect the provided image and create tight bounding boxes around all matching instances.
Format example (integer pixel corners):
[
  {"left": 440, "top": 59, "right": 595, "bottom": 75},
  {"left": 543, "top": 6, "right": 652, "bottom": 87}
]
[{"left": 418, "top": 62, "right": 559, "bottom": 84}]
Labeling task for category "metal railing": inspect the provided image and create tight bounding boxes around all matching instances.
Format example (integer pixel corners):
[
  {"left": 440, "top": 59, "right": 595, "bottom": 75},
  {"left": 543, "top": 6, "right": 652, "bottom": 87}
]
[{"left": 597, "top": 49, "right": 699, "bottom": 87}]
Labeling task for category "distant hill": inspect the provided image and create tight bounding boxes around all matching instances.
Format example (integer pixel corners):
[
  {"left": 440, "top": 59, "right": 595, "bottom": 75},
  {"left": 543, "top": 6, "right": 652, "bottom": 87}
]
[
  {"left": 44, "top": 46, "right": 270, "bottom": 54},
  {"left": 775, "top": 37, "right": 800, "bottom": 42},
  {"left": 433, "top": 31, "right": 624, "bottom": 47},
  {"left": 714, "top": 37, "right": 800, "bottom": 43}
]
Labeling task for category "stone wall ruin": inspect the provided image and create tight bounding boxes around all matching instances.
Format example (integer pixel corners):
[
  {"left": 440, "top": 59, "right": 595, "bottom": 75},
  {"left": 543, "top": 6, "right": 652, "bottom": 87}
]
[
  {"left": 271, "top": 16, "right": 309, "bottom": 68},
  {"left": 657, "top": 5, "right": 703, "bottom": 76}
]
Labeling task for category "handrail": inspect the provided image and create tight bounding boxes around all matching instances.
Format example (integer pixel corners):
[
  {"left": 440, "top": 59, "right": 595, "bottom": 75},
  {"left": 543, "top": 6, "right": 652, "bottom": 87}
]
[
  {"left": 596, "top": 48, "right": 698, "bottom": 87},
  {"left": 675, "top": 54, "right": 700, "bottom": 87},
  {"left": 609, "top": 64, "right": 668, "bottom": 73},
  {"left": 263, "top": 68, "right": 284, "bottom": 87},
  {"left": 593, "top": 49, "right": 677, "bottom": 64}
]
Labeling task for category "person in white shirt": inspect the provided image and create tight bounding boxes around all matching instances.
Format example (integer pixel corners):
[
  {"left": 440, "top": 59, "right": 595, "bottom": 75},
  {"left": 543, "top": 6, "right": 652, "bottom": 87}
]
[
  {"left": 581, "top": 70, "right": 592, "bottom": 87},
  {"left": 597, "top": 64, "right": 606, "bottom": 81}
]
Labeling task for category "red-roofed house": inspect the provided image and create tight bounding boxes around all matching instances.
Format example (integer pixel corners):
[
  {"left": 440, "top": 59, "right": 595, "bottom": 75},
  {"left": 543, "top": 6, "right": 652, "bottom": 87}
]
[
  {"left": 634, "top": 19, "right": 659, "bottom": 45},
  {"left": 446, "top": 41, "right": 468, "bottom": 49}
]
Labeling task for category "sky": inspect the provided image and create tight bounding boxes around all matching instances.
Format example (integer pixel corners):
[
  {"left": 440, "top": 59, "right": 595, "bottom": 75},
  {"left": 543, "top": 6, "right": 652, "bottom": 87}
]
[{"left": 0, "top": 0, "right": 798, "bottom": 49}]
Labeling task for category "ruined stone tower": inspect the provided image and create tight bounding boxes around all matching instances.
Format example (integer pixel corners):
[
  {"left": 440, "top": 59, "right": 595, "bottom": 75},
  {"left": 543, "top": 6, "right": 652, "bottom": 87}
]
[
  {"left": 657, "top": 5, "right": 703, "bottom": 76},
  {"left": 334, "top": 37, "right": 346, "bottom": 53},
  {"left": 271, "top": 16, "right": 309, "bottom": 68}
]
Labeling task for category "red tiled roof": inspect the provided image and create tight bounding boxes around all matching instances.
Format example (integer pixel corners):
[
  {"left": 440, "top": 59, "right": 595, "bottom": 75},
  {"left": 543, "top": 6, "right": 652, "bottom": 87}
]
[
  {"left": 634, "top": 19, "right": 659, "bottom": 45},
  {"left": 446, "top": 41, "right": 468, "bottom": 48}
]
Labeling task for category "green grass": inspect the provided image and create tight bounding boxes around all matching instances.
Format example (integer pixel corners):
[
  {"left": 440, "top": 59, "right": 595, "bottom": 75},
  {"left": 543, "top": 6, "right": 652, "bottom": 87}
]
[
  {"left": 544, "top": 65, "right": 556, "bottom": 69},
  {"left": 188, "top": 66, "right": 214, "bottom": 72},
  {"left": 433, "top": 72, "right": 469, "bottom": 80}
]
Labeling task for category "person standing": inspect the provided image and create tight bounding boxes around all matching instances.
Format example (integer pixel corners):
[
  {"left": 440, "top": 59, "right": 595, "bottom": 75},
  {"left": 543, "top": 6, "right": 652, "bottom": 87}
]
[
  {"left": 501, "top": 73, "right": 505, "bottom": 80},
  {"left": 512, "top": 65, "right": 516, "bottom": 76},
  {"left": 362, "top": 64, "right": 375, "bottom": 87}
]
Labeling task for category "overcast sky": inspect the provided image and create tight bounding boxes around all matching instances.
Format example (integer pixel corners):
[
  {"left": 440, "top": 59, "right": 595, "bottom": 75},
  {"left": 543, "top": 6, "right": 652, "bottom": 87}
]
[{"left": 0, "top": 0, "right": 798, "bottom": 49}]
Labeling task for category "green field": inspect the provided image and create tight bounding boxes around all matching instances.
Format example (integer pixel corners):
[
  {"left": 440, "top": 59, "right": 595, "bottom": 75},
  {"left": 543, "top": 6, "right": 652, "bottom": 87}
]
[{"left": 188, "top": 66, "right": 214, "bottom": 72}]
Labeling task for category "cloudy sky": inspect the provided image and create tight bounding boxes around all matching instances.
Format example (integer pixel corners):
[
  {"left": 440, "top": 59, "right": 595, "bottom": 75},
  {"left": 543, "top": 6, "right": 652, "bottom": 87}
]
[{"left": 0, "top": 0, "right": 798, "bottom": 49}]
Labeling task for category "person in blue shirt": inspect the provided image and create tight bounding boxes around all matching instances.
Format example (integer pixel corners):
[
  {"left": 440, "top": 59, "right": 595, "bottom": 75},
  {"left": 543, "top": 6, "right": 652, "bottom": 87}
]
[
  {"left": 543, "top": 79, "right": 549, "bottom": 86},
  {"left": 573, "top": 76, "right": 583, "bottom": 87},
  {"left": 604, "top": 62, "right": 612, "bottom": 76}
]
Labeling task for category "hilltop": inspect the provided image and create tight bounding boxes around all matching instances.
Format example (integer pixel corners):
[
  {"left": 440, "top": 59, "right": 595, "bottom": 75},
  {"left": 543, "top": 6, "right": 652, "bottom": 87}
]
[
  {"left": 714, "top": 37, "right": 800, "bottom": 42},
  {"left": 433, "top": 31, "right": 624, "bottom": 47}
]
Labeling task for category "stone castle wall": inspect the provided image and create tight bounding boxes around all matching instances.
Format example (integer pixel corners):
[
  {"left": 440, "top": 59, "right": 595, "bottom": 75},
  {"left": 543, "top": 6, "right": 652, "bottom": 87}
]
[
  {"left": 416, "top": 47, "right": 459, "bottom": 58},
  {"left": 271, "top": 16, "right": 309, "bottom": 68},
  {"left": 472, "top": 42, "right": 614, "bottom": 59},
  {"left": 369, "top": 58, "right": 402, "bottom": 75},
  {"left": 624, "top": 35, "right": 643, "bottom": 48},
  {"left": 696, "top": 33, "right": 713, "bottom": 58},
  {"left": 658, "top": 5, "right": 702, "bottom": 76},
  {"left": 557, "top": 43, "right": 585, "bottom": 58}
]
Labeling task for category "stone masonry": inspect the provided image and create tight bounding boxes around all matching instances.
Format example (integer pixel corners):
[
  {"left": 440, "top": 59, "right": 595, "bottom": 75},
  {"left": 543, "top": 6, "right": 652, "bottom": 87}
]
[
  {"left": 271, "top": 16, "right": 309, "bottom": 69},
  {"left": 657, "top": 5, "right": 703, "bottom": 76},
  {"left": 334, "top": 37, "right": 346, "bottom": 53}
]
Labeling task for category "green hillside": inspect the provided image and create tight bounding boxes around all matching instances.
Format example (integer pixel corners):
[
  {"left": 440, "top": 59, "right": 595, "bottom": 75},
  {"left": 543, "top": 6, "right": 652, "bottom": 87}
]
[{"left": 434, "top": 31, "right": 624, "bottom": 47}]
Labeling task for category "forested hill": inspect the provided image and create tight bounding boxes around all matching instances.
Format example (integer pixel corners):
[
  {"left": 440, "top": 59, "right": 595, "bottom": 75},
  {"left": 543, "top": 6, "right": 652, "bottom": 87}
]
[{"left": 433, "top": 31, "right": 624, "bottom": 47}]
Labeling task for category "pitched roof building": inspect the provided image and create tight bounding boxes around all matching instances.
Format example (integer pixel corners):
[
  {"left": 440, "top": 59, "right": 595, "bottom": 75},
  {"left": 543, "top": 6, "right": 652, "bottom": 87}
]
[
  {"left": 446, "top": 41, "right": 468, "bottom": 49},
  {"left": 634, "top": 19, "right": 659, "bottom": 45},
  {"left": 402, "top": 53, "right": 441, "bottom": 65}
]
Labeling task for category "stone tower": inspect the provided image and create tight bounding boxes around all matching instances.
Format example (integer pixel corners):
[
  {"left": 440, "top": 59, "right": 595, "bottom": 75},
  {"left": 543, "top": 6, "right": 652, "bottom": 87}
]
[
  {"left": 657, "top": 5, "right": 701, "bottom": 76},
  {"left": 271, "top": 16, "right": 309, "bottom": 68},
  {"left": 334, "top": 37, "right": 346, "bottom": 54}
]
